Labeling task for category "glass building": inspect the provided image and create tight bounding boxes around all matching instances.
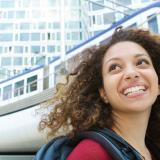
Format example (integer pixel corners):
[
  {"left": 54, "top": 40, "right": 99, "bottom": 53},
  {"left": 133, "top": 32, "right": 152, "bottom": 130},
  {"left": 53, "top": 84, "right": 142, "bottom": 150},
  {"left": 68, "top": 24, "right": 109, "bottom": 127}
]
[
  {"left": 0, "top": 0, "right": 89, "bottom": 81},
  {"left": 0, "top": 0, "right": 159, "bottom": 81}
]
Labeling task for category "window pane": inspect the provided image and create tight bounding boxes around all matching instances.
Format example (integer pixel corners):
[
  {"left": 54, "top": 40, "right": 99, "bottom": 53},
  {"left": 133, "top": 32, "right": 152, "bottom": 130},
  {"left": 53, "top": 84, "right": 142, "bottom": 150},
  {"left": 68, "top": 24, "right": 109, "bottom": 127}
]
[
  {"left": 14, "top": 46, "right": 23, "bottom": 54},
  {"left": 0, "top": 33, "right": 13, "bottom": 41},
  {"left": 14, "top": 80, "right": 24, "bottom": 97},
  {"left": 47, "top": 46, "right": 55, "bottom": 52},
  {"left": 27, "top": 75, "right": 37, "bottom": 93},
  {"left": 148, "top": 15, "right": 158, "bottom": 33},
  {"left": 1, "top": 57, "right": 11, "bottom": 66},
  {"left": 20, "top": 23, "right": 30, "bottom": 29},
  {"left": 117, "top": 0, "right": 131, "bottom": 5},
  {"left": 16, "top": 11, "right": 25, "bottom": 18},
  {"left": 14, "top": 57, "right": 22, "bottom": 65},
  {"left": 38, "top": 22, "right": 46, "bottom": 29},
  {"left": 36, "top": 56, "right": 45, "bottom": 65},
  {"left": 20, "top": 33, "right": 29, "bottom": 41},
  {"left": 31, "top": 46, "right": 40, "bottom": 54},
  {"left": 8, "top": 11, "right": 15, "bottom": 18},
  {"left": 0, "top": 0, "right": 15, "bottom": 8},
  {"left": 0, "top": 47, "right": 3, "bottom": 54},
  {"left": 0, "top": 23, "right": 13, "bottom": 30},
  {"left": 3, "top": 84, "right": 12, "bottom": 100},
  {"left": 31, "top": 33, "right": 40, "bottom": 41}
]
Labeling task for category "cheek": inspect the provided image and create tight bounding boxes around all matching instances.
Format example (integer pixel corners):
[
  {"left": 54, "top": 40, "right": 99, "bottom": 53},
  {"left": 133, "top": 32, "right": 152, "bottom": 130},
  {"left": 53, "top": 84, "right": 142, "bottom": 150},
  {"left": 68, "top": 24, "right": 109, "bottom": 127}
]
[{"left": 103, "top": 75, "right": 120, "bottom": 95}]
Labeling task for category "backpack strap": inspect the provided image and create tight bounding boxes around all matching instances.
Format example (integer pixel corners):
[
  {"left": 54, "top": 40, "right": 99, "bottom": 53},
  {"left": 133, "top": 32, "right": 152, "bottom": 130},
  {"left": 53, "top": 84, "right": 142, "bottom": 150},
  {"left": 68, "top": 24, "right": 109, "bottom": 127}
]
[{"left": 78, "top": 128, "right": 142, "bottom": 160}]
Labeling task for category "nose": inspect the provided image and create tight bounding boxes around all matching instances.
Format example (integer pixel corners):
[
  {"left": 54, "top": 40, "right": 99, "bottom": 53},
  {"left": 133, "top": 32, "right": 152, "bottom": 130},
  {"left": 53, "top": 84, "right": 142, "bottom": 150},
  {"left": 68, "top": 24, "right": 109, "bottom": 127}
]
[{"left": 123, "top": 66, "right": 140, "bottom": 81}]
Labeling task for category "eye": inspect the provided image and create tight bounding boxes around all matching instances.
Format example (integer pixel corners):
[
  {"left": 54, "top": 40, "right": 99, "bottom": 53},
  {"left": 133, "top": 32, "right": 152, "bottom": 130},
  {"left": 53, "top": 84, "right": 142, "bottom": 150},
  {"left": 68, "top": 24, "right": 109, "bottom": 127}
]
[
  {"left": 109, "top": 64, "right": 121, "bottom": 72},
  {"left": 136, "top": 59, "right": 150, "bottom": 66}
]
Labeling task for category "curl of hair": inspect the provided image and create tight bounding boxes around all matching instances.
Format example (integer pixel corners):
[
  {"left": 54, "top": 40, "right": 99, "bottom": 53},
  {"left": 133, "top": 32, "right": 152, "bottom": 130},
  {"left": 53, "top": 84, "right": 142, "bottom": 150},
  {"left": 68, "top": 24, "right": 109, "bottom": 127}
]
[{"left": 39, "top": 28, "right": 160, "bottom": 147}]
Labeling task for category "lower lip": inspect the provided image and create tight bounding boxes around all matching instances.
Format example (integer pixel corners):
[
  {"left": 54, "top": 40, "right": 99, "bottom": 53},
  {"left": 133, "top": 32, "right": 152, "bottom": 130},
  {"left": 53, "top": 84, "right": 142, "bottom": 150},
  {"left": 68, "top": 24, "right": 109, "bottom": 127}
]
[{"left": 125, "top": 91, "right": 147, "bottom": 99}]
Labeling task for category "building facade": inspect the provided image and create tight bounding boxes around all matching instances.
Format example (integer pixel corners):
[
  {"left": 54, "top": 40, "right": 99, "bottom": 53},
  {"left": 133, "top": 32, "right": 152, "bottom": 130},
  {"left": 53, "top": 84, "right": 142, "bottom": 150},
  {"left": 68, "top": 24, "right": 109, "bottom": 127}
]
[{"left": 0, "top": 0, "right": 89, "bottom": 81}]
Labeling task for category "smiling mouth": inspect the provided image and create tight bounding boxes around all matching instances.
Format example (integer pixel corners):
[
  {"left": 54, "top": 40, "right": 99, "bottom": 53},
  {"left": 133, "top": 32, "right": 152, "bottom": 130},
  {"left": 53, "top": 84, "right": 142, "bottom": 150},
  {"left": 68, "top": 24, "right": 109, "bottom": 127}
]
[{"left": 123, "top": 86, "right": 147, "bottom": 97}]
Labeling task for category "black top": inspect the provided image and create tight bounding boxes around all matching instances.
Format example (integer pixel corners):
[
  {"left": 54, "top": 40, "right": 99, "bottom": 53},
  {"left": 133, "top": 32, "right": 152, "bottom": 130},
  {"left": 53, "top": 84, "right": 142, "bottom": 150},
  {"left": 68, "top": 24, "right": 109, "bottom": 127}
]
[{"left": 146, "top": 137, "right": 160, "bottom": 160}]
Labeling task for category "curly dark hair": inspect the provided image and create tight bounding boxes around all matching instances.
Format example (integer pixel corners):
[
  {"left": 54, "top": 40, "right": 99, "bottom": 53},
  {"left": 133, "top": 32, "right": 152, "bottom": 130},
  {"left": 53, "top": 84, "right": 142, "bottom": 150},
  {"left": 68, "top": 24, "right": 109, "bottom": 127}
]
[{"left": 39, "top": 28, "right": 160, "bottom": 146}]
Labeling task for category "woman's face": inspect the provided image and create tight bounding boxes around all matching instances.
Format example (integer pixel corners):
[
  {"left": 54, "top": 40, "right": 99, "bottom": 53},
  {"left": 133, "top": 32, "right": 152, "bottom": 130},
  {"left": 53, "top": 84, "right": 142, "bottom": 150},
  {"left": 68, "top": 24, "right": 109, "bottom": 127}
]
[{"left": 101, "top": 41, "right": 159, "bottom": 113}]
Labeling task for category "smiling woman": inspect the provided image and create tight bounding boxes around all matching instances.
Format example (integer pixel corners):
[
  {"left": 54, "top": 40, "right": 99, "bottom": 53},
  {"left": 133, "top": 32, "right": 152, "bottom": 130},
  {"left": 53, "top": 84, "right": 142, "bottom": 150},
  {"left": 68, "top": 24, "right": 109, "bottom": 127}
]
[{"left": 39, "top": 28, "right": 160, "bottom": 160}]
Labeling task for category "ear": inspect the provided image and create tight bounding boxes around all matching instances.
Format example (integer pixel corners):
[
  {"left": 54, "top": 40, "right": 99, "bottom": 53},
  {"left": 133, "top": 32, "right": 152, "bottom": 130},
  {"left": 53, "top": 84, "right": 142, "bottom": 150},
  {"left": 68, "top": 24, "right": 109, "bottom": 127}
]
[
  {"left": 159, "top": 85, "right": 160, "bottom": 95},
  {"left": 99, "top": 88, "right": 108, "bottom": 103}
]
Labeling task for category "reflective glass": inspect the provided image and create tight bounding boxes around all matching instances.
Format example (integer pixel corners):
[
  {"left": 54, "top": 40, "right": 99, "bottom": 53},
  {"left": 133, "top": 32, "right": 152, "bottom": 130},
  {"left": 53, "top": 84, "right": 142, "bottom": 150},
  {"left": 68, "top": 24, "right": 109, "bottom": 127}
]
[
  {"left": 3, "top": 84, "right": 12, "bottom": 100},
  {"left": 14, "top": 80, "right": 24, "bottom": 97}
]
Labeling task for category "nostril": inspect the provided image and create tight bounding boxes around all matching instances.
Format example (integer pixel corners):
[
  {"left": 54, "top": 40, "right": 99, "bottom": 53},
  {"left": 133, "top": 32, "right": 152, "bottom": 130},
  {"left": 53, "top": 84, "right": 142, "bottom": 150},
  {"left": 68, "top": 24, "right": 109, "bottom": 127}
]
[{"left": 124, "top": 72, "right": 140, "bottom": 80}]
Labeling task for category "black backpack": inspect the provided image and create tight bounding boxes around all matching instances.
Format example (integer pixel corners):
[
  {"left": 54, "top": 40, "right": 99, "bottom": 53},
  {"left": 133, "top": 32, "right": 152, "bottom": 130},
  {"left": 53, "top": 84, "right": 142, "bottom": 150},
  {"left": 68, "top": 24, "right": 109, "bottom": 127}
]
[{"left": 34, "top": 128, "right": 143, "bottom": 160}]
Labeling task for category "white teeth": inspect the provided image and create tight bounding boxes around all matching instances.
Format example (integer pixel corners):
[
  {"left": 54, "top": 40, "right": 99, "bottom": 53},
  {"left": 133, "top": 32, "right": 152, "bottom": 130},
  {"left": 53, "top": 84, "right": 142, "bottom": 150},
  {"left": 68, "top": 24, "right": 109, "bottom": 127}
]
[{"left": 123, "top": 86, "right": 145, "bottom": 95}]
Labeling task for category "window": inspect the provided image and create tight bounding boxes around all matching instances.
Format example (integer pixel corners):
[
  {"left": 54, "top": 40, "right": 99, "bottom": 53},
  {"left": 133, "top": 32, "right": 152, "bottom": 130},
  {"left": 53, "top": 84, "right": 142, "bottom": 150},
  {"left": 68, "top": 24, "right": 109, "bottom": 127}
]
[
  {"left": 71, "top": 32, "right": 79, "bottom": 40},
  {"left": 0, "top": 47, "right": 3, "bottom": 54},
  {"left": 0, "top": 33, "right": 13, "bottom": 41},
  {"left": 22, "top": 0, "right": 31, "bottom": 7},
  {"left": 14, "top": 46, "right": 23, "bottom": 54},
  {"left": 25, "top": 46, "right": 28, "bottom": 52},
  {"left": 36, "top": 56, "right": 45, "bottom": 65},
  {"left": 148, "top": 15, "right": 158, "bottom": 33},
  {"left": 103, "top": 13, "right": 115, "bottom": 24},
  {"left": 141, "top": 0, "right": 150, "bottom": 2},
  {"left": 20, "top": 23, "right": 30, "bottom": 29},
  {"left": 3, "top": 84, "right": 12, "bottom": 100},
  {"left": 53, "top": 22, "right": 60, "bottom": 29},
  {"left": 16, "top": 11, "right": 25, "bottom": 18},
  {"left": 24, "top": 57, "right": 28, "bottom": 65},
  {"left": 1, "top": 57, "right": 11, "bottom": 66},
  {"left": 0, "top": 0, "right": 15, "bottom": 8},
  {"left": 0, "top": 68, "right": 7, "bottom": 79},
  {"left": 27, "top": 75, "right": 37, "bottom": 93},
  {"left": 47, "top": 33, "right": 51, "bottom": 40},
  {"left": 14, "top": 57, "right": 22, "bottom": 65},
  {"left": 0, "top": 23, "right": 13, "bottom": 30},
  {"left": 117, "top": 0, "right": 131, "bottom": 5},
  {"left": 31, "top": 33, "right": 40, "bottom": 41},
  {"left": 31, "top": 46, "right": 40, "bottom": 54},
  {"left": 56, "top": 32, "right": 60, "bottom": 40},
  {"left": 65, "top": 21, "right": 80, "bottom": 29},
  {"left": 14, "top": 80, "right": 24, "bottom": 97},
  {"left": 32, "top": 10, "right": 41, "bottom": 18},
  {"left": 31, "top": 57, "right": 34, "bottom": 65},
  {"left": 38, "top": 22, "right": 46, "bottom": 29},
  {"left": 48, "top": 0, "right": 57, "bottom": 6},
  {"left": 8, "top": 11, "right": 15, "bottom": 18},
  {"left": 47, "top": 46, "right": 55, "bottom": 52},
  {"left": 97, "top": 15, "right": 102, "bottom": 25},
  {"left": 20, "top": 33, "right": 29, "bottom": 41}
]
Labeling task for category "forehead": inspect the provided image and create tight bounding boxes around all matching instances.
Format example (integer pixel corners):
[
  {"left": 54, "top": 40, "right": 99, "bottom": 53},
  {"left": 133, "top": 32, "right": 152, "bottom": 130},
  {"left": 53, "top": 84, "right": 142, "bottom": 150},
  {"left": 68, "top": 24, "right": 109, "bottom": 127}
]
[{"left": 104, "top": 41, "right": 150, "bottom": 61}]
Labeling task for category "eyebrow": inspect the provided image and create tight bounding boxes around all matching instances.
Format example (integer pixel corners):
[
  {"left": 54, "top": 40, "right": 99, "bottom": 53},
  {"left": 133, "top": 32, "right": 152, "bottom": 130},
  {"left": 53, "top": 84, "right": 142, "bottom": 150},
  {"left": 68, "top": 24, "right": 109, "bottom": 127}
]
[{"left": 105, "top": 53, "right": 149, "bottom": 64}]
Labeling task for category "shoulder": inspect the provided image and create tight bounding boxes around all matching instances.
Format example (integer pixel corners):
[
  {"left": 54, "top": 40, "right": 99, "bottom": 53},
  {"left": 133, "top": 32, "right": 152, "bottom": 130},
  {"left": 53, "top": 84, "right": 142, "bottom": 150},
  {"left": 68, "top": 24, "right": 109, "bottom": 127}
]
[{"left": 67, "top": 139, "right": 113, "bottom": 160}]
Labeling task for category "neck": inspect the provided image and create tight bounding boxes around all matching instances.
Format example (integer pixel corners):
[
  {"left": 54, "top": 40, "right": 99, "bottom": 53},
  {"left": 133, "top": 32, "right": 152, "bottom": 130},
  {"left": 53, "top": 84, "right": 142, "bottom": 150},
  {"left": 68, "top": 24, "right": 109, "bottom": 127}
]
[{"left": 112, "top": 109, "right": 152, "bottom": 159}]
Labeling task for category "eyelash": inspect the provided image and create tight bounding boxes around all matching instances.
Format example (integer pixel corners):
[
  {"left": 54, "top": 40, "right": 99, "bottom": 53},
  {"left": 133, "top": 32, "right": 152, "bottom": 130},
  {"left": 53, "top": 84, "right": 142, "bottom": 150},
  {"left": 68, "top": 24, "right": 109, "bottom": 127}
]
[
  {"left": 136, "top": 59, "right": 150, "bottom": 66},
  {"left": 109, "top": 64, "right": 121, "bottom": 72}
]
